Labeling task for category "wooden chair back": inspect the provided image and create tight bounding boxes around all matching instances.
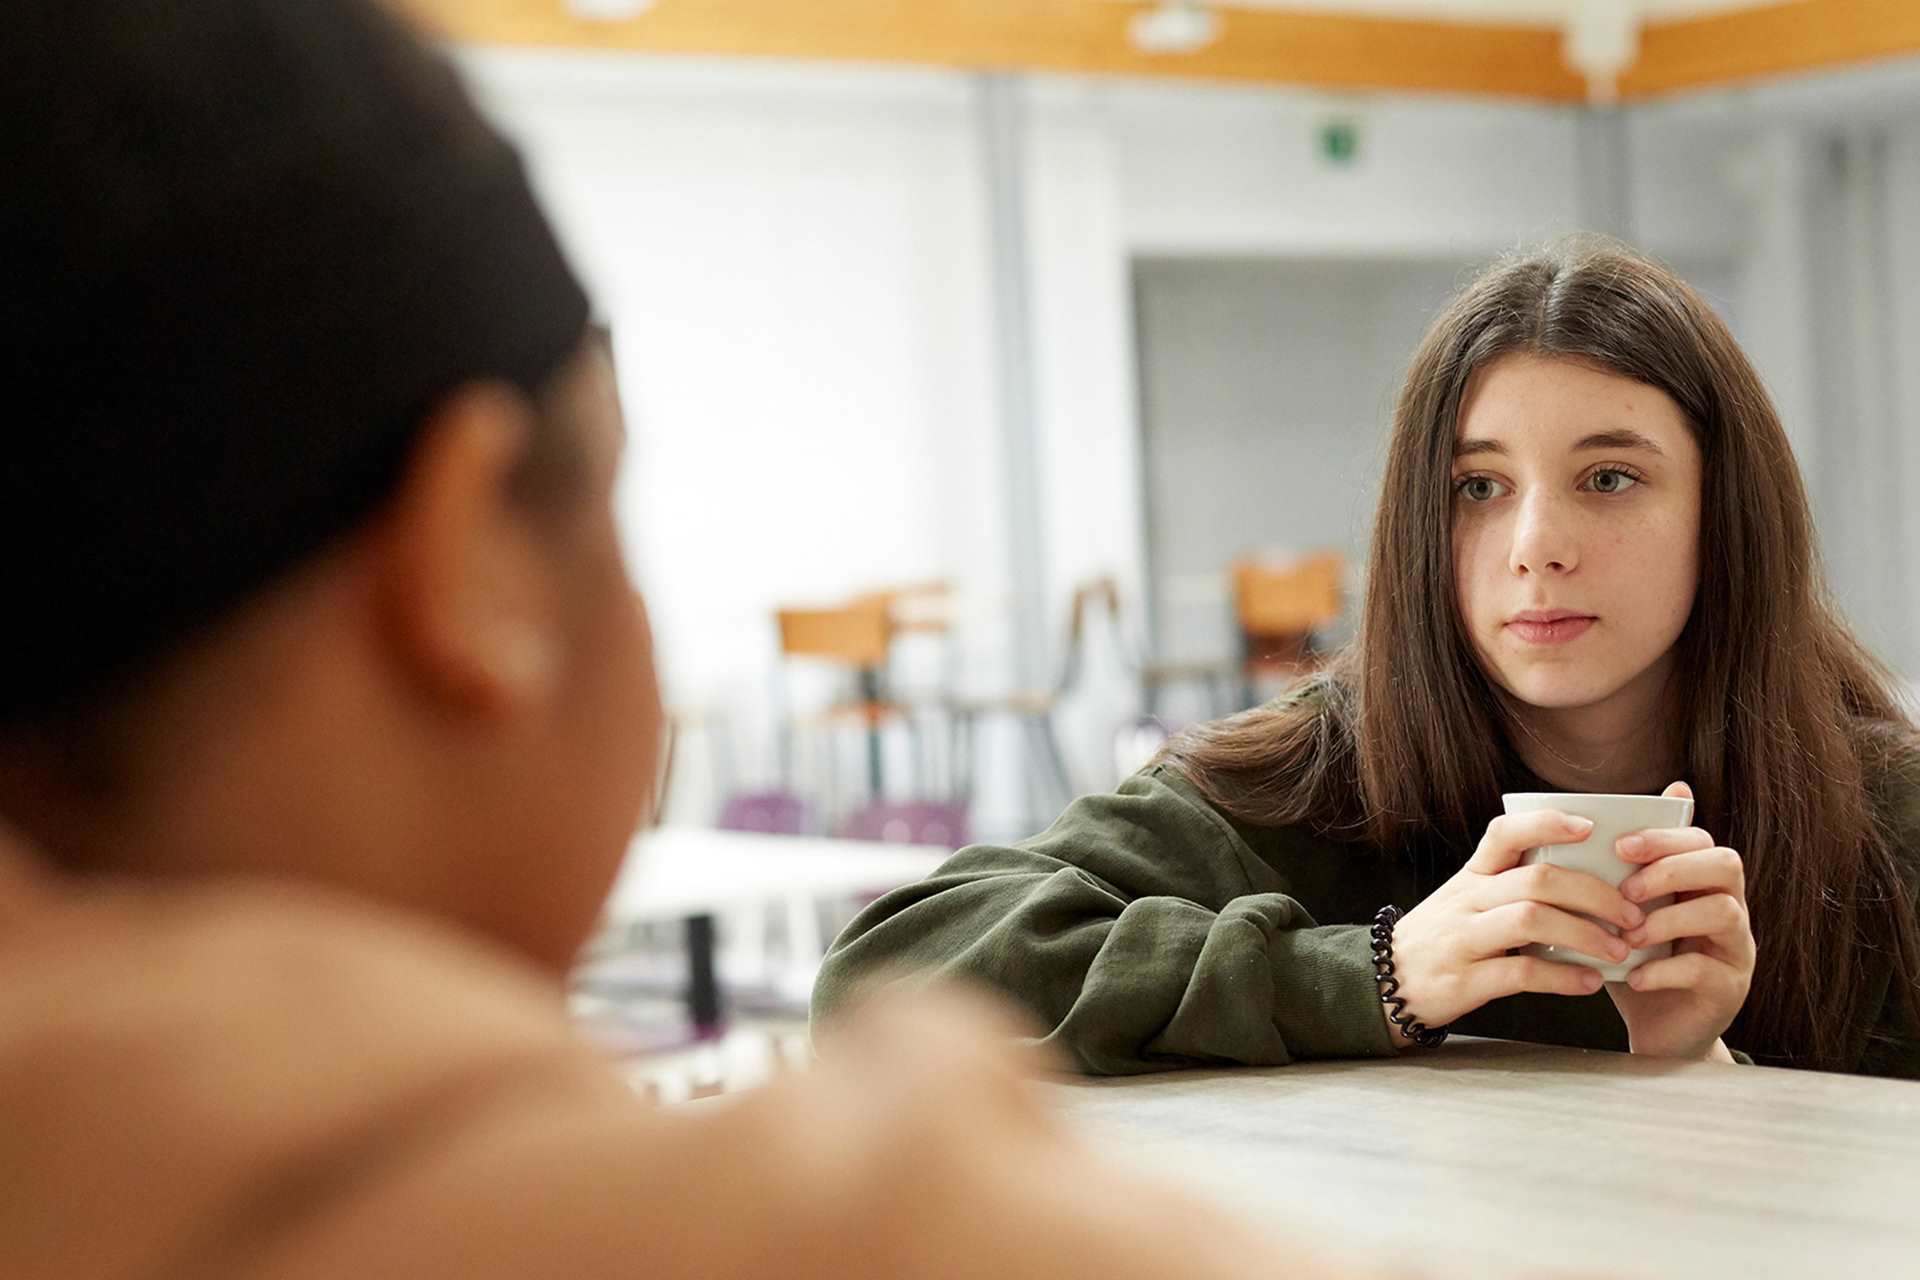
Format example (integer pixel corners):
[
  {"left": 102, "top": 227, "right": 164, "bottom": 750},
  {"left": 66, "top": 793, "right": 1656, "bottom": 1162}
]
[
  {"left": 849, "top": 579, "right": 952, "bottom": 634},
  {"left": 1232, "top": 553, "right": 1344, "bottom": 668},
  {"left": 1232, "top": 553, "right": 1343, "bottom": 635},
  {"left": 776, "top": 601, "right": 893, "bottom": 669}
]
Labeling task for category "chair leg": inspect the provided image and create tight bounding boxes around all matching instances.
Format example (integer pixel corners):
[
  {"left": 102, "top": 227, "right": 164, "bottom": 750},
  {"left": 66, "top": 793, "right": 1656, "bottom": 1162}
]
[
  {"left": 685, "top": 913, "right": 724, "bottom": 1037},
  {"left": 784, "top": 892, "right": 824, "bottom": 966},
  {"left": 951, "top": 709, "right": 975, "bottom": 800},
  {"left": 910, "top": 707, "right": 927, "bottom": 798},
  {"left": 1025, "top": 715, "right": 1075, "bottom": 821},
  {"left": 857, "top": 667, "right": 885, "bottom": 800},
  {"left": 722, "top": 905, "right": 768, "bottom": 987},
  {"left": 1020, "top": 728, "right": 1046, "bottom": 834}
]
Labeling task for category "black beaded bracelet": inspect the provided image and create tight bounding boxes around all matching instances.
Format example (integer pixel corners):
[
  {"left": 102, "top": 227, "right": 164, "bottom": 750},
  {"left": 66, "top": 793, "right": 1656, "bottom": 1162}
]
[{"left": 1370, "top": 905, "right": 1450, "bottom": 1049}]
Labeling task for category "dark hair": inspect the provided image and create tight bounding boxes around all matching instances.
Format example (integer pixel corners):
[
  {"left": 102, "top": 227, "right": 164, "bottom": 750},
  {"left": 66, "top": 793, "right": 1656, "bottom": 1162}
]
[
  {"left": 1159, "top": 236, "right": 1920, "bottom": 1072},
  {"left": 0, "top": 0, "right": 589, "bottom": 731},
  {"left": 0, "top": 345, "right": 600, "bottom": 804}
]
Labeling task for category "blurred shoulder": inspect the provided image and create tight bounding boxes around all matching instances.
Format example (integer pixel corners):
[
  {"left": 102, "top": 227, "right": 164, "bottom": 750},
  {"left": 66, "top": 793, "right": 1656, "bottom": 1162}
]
[
  {"left": 0, "top": 872, "right": 581, "bottom": 1056},
  {"left": 0, "top": 874, "right": 625, "bottom": 1277}
]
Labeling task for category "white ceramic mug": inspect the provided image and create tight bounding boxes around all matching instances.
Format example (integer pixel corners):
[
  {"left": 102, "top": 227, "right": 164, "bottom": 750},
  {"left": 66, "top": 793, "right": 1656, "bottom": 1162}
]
[{"left": 1501, "top": 791, "right": 1694, "bottom": 982}]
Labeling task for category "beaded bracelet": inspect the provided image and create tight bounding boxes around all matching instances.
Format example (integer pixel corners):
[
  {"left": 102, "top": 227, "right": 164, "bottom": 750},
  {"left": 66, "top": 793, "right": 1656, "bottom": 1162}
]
[{"left": 1370, "top": 904, "right": 1451, "bottom": 1049}]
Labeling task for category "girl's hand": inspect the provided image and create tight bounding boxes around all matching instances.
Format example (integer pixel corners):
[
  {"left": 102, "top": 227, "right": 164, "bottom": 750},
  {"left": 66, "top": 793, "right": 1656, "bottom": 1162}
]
[
  {"left": 1386, "top": 809, "right": 1644, "bottom": 1045},
  {"left": 1605, "top": 781, "right": 1755, "bottom": 1061}
]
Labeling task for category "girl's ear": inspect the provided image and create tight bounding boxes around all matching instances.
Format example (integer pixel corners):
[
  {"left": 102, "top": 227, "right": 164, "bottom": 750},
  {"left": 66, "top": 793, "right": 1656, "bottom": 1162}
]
[{"left": 370, "top": 382, "right": 563, "bottom": 719}]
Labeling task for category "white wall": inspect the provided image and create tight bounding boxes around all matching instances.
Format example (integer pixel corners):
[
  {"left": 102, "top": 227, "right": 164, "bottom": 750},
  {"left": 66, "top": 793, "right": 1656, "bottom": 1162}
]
[
  {"left": 463, "top": 52, "right": 1006, "bottom": 672},
  {"left": 460, "top": 54, "right": 1167, "bottom": 831},
  {"left": 1133, "top": 256, "right": 1471, "bottom": 670},
  {"left": 1102, "top": 83, "right": 1587, "bottom": 258},
  {"left": 461, "top": 54, "right": 1019, "bottom": 820},
  {"left": 1626, "top": 65, "right": 1920, "bottom": 678},
  {"left": 1889, "top": 128, "right": 1920, "bottom": 658}
]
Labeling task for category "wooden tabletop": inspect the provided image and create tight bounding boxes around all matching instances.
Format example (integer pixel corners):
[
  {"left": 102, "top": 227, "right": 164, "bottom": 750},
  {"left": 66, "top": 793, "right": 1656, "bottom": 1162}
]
[{"left": 1041, "top": 1037, "right": 1920, "bottom": 1279}]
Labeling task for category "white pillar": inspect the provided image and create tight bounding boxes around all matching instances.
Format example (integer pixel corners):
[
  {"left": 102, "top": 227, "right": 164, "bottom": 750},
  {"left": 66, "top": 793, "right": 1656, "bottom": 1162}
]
[
  {"left": 1732, "top": 128, "right": 1821, "bottom": 494},
  {"left": 1885, "top": 126, "right": 1920, "bottom": 679},
  {"left": 1576, "top": 106, "right": 1635, "bottom": 242},
  {"left": 1834, "top": 130, "right": 1902, "bottom": 661},
  {"left": 976, "top": 73, "right": 1050, "bottom": 694}
]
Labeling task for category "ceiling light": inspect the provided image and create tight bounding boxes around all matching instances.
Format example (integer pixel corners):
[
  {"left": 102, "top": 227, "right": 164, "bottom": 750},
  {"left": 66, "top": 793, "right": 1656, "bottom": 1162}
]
[
  {"left": 1129, "top": 0, "right": 1221, "bottom": 56},
  {"left": 566, "top": 0, "right": 657, "bottom": 21}
]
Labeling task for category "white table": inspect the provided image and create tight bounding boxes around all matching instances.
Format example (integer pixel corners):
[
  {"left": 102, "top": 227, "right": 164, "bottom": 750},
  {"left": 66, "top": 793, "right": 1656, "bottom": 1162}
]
[
  {"left": 599, "top": 827, "right": 949, "bottom": 1029},
  {"left": 604, "top": 827, "right": 951, "bottom": 924},
  {"left": 1044, "top": 1037, "right": 1920, "bottom": 1278}
]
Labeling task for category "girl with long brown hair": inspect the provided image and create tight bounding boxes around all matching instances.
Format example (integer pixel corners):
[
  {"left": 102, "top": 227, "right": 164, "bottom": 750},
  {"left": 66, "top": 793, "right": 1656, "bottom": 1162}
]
[{"left": 814, "top": 236, "right": 1920, "bottom": 1077}]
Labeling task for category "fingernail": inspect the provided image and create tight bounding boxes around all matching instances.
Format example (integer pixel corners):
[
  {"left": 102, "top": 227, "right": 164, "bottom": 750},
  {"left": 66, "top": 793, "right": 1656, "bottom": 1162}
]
[
  {"left": 1570, "top": 817, "right": 1595, "bottom": 833},
  {"left": 1623, "top": 880, "right": 1644, "bottom": 902},
  {"left": 1609, "top": 939, "right": 1630, "bottom": 961},
  {"left": 1617, "top": 835, "right": 1645, "bottom": 856},
  {"left": 1621, "top": 902, "right": 1644, "bottom": 927},
  {"left": 1623, "top": 929, "right": 1646, "bottom": 947}
]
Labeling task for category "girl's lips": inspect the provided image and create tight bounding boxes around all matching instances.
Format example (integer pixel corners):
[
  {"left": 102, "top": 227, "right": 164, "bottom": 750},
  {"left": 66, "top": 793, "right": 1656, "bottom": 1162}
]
[{"left": 1507, "top": 616, "right": 1596, "bottom": 645}]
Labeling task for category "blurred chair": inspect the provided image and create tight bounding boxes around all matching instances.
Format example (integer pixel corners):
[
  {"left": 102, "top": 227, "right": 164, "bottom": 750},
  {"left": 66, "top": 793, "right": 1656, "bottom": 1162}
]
[
  {"left": 1104, "top": 577, "right": 1243, "bottom": 724},
  {"left": 849, "top": 578, "right": 953, "bottom": 638},
  {"left": 837, "top": 799, "right": 971, "bottom": 849},
  {"left": 717, "top": 790, "right": 808, "bottom": 836},
  {"left": 1112, "top": 714, "right": 1176, "bottom": 783},
  {"left": 1231, "top": 551, "right": 1345, "bottom": 705},
  {"left": 776, "top": 599, "right": 893, "bottom": 668},
  {"left": 1136, "top": 655, "right": 1242, "bottom": 725},
  {"left": 829, "top": 799, "right": 969, "bottom": 948},
  {"left": 948, "top": 577, "right": 1123, "bottom": 831},
  {"left": 714, "top": 788, "right": 811, "bottom": 996},
  {"left": 650, "top": 706, "right": 737, "bottom": 829},
  {"left": 776, "top": 599, "right": 900, "bottom": 801},
  {"left": 850, "top": 579, "right": 958, "bottom": 790}
]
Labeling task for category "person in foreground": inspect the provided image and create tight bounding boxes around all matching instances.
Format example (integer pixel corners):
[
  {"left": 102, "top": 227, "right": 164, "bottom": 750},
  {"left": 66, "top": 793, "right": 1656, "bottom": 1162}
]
[
  {"left": 815, "top": 237, "right": 1920, "bottom": 1079},
  {"left": 0, "top": 2, "right": 1307, "bottom": 1276}
]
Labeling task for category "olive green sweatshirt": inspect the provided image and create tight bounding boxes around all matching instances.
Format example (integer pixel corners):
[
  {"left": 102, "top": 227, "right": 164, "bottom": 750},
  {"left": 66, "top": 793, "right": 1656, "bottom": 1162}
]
[{"left": 812, "top": 765, "right": 1920, "bottom": 1079}]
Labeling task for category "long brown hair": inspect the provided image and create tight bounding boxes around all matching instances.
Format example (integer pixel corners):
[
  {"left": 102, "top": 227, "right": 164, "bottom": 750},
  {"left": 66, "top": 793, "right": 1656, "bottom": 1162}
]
[{"left": 1159, "top": 236, "right": 1920, "bottom": 1071}]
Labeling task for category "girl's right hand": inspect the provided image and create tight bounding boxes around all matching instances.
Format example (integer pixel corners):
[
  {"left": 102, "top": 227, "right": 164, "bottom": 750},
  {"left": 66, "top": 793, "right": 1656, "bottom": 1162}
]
[{"left": 1382, "top": 810, "right": 1644, "bottom": 1046}]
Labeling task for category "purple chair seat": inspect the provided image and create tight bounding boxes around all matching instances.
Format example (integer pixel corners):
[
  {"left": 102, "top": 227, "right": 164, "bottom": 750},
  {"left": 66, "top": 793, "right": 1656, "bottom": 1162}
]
[
  {"left": 837, "top": 800, "right": 970, "bottom": 849},
  {"left": 718, "top": 790, "right": 807, "bottom": 835}
]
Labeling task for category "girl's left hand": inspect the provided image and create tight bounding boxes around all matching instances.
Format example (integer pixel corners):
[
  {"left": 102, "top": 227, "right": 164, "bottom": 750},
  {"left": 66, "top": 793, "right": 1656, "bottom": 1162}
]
[{"left": 1604, "top": 781, "right": 1756, "bottom": 1061}]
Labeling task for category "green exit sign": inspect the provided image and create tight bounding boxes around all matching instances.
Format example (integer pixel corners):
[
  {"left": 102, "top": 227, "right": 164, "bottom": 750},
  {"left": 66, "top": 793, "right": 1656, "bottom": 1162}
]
[{"left": 1319, "top": 120, "right": 1360, "bottom": 166}]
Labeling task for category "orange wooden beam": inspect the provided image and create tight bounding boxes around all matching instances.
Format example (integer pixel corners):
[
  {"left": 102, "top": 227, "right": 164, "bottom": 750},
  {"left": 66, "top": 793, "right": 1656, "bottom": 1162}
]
[
  {"left": 396, "top": 1, "right": 1920, "bottom": 103},
  {"left": 1625, "top": 0, "right": 1920, "bottom": 98},
  {"left": 397, "top": 0, "right": 1587, "bottom": 101}
]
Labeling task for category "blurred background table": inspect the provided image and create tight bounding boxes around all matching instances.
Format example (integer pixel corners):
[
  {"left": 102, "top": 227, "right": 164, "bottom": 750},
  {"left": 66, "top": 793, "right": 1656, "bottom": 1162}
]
[
  {"left": 604, "top": 827, "right": 949, "bottom": 924},
  {"left": 593, "top": 827, "right": 948, "bottom": 1036},
  {"left": 1044, "top": 1038, "right": 1920, "bottom": 1279}
]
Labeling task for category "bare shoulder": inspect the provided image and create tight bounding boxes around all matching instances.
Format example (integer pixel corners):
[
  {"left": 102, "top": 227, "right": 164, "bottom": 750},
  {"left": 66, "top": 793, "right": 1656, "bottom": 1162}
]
[
  {"left": 0, "top": 876, "right": 581, "bottom": 1065},
  {"left": 0, "top": 877, "right": 627, "bottom": 1278}
]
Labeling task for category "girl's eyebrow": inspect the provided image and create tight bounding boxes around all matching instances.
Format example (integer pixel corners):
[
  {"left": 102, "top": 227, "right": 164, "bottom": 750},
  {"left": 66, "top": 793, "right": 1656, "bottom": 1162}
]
[
  {"left": 1572, "top": 428, "right": 1667, "bottom": 456},
  {"left": 1453, "top": 428, "right": 1667, "bottom": 460}
]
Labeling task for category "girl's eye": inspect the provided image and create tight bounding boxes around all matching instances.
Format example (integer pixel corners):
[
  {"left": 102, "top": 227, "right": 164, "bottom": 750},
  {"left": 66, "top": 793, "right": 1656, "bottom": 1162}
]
[
  {"left": 1585, "top": 467, "right": 1640, "bottom": 495},
  {"left": 1456, "top": 475, "right": 1507, "bottom": 503}
]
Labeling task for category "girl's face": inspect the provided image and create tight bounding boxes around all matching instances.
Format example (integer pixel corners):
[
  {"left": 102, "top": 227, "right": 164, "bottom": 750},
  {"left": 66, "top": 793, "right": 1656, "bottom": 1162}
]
[{"left": 1450, "top": 354, "right": 1702, "bottom": 720}]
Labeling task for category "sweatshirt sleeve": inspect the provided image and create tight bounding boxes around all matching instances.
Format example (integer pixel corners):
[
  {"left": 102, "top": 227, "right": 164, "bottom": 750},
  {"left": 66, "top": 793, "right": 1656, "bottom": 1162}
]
[
  {"left": 811, "top": 767, "right": 1399, "bottom": 1074},
  {"left": 1845, "top": 751, "right": 1920, "bottom": 1080}
]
